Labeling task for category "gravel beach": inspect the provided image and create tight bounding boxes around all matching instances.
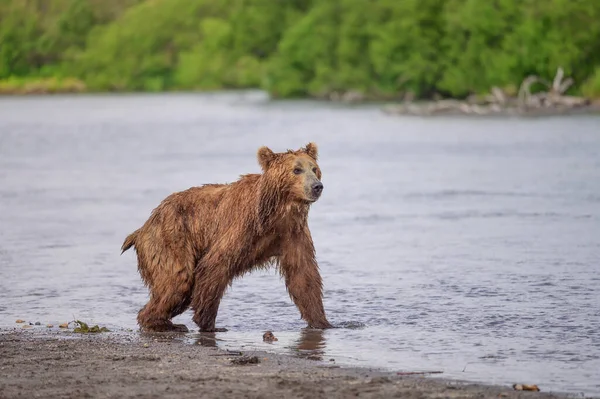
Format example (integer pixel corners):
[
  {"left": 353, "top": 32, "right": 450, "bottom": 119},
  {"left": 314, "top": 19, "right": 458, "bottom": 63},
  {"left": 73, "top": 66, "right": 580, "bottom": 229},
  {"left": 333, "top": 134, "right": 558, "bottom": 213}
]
[{"left": 0, "top": 328, "right": 575, "bottom": 399}]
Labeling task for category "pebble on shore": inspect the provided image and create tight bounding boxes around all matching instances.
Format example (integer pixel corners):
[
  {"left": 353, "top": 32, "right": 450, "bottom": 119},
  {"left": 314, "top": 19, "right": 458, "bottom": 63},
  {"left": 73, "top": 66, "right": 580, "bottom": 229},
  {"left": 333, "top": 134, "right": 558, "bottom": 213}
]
[
  {"left": 513, "top": 384, "right": 540, "bottom": 392},
  {"left": 262, "top": 331, "right": 278, "bottom": 342}
]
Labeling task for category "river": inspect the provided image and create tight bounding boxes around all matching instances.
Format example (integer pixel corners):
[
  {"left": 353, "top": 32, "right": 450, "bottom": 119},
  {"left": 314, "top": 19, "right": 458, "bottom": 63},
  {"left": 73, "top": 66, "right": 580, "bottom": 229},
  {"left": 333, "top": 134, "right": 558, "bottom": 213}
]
[{"left": 1, "top": 92, "right": 599, "bottom": 396}]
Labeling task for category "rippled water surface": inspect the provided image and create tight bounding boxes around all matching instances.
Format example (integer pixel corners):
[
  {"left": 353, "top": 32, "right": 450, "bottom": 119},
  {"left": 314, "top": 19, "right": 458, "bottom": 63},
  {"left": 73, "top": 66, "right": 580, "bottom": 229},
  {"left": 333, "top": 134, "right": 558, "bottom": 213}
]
[{"left": 1, "top": 93, "right": 599, "bottom": 396}]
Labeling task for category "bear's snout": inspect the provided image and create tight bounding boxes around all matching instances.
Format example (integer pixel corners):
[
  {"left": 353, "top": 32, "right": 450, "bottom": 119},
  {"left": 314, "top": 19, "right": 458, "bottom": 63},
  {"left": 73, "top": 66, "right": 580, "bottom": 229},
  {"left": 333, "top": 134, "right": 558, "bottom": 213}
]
[{"left": 311, "top": 182, "right": 324, "bottom": 198}]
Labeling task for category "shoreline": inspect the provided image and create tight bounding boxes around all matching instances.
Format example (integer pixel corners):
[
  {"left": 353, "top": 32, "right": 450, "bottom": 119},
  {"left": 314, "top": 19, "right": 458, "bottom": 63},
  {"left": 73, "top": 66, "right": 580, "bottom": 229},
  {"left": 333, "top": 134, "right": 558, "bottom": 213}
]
[
  {"left": 381, "top": 101, "right": 600, "bottom": 118},
  {"left": 1, "top": 89, "right": 599, "bottom": 118},
  {"left": 0, "top": 328, "right": 579, "bottom": 399}
]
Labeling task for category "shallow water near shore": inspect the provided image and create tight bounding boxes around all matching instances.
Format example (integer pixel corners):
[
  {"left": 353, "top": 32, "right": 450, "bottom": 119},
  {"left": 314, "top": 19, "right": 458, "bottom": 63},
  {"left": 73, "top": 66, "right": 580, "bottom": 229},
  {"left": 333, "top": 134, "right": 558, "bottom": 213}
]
[{"left": 1, "top": 92, "right": 599, "bottom": 396}]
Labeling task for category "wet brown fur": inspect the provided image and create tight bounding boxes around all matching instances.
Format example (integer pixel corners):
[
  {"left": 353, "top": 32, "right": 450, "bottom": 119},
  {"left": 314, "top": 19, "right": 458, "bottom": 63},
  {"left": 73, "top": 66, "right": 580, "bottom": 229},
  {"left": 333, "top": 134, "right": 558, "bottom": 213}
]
[{"left": 121, "top": 143, "right": 332, "bottom": 332}]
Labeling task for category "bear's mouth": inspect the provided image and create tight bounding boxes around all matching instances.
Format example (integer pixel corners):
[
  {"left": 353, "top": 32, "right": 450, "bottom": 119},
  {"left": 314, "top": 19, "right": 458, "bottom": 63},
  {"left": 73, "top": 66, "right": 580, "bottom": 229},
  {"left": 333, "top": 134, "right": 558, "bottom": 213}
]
[{"left": 303, "top": 188, "right": 322, "bottom": 203}]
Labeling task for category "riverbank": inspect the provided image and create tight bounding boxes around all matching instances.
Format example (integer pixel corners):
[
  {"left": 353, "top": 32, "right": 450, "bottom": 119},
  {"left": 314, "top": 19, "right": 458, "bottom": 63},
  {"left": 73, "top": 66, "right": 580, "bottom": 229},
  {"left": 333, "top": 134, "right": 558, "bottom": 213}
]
[
  {"left": 0, "top": 78, "right": 86, "bottom": 95},
  {"left": 382, "top": 100, "right": 600, "bottom": 117},
  {"left": 0, "top": 329, "right": 576, "bottom": 399},
  {"left": 2, "top": 84, "right": 599, "bottom": 118}
]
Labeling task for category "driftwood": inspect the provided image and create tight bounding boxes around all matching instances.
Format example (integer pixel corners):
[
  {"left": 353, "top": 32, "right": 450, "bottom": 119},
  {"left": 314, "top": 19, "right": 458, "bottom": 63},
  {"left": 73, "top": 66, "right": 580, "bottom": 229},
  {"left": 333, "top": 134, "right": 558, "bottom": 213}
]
[{"left": 383, "top": 67, "right": 597, "bottom": 117}]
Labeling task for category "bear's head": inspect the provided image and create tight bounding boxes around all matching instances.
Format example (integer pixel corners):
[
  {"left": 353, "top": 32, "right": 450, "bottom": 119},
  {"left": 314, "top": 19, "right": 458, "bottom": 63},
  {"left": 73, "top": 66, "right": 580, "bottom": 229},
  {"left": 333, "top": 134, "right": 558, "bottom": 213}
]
[{"left": 257, "top": 142, "right": 323, "bottom": 204}]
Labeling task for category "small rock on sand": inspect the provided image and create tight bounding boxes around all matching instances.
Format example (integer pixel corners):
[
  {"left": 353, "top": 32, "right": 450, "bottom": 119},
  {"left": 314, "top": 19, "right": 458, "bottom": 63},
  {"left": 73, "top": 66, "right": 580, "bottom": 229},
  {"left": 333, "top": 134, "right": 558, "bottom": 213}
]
[
  {"left": 16, "top": 320, "right": 25, "bottom": 324},
  {"left": 262, "top": 331, "right": 278, "bottom": 342}
]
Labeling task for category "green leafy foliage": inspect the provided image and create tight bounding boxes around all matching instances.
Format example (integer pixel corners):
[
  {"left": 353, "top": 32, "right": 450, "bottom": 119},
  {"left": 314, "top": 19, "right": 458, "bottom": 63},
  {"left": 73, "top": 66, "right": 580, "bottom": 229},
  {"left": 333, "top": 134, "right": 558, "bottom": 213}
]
[
  {"left": 0, "top": 76, "right": 85, "bottom": 94},
  {"left": 0, "top": 0, "right": 142, "bottom": 80},
  {"left": 582, "top": 68, "right": 600, "bottom": 99},
  {"left": 1, "top": 0, "right": 599, "bottom": 98},
  {"left": 73, "top": 320, "right": 110, "bottom": 333},
  {"left": 439, "top": 0, "right": 600, "bottom": 97}
]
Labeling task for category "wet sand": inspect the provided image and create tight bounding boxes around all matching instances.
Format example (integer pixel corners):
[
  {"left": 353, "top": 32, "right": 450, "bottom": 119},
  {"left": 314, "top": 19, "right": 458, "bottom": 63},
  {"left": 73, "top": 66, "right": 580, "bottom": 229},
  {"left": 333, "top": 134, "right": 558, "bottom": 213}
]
[{"left": 0, "top": 329, "right": 573, "bottom": 399}]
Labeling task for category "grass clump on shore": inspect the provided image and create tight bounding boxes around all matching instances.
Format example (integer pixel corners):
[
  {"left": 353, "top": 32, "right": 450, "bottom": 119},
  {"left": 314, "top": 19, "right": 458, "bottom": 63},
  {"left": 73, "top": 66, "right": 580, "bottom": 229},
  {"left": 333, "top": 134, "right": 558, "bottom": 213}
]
[
  {"left": 73, "top": 320, "right": 110, "bottom": 334},
  {"left": 582, "top": 68, "right": 600, "bottom": 100},
  {"left": 0, "top": 77, "right": 86, "bottom": 94}
]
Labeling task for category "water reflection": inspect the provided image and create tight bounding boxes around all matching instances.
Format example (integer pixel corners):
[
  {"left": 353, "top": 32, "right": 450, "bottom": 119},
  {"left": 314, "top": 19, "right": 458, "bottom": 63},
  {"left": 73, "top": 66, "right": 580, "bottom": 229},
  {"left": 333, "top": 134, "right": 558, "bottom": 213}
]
[
  {"left": 195, "top": 332, "right": 218, "bottom": 348},
  {"left": 139, "top": 331, "right": 187, "bottom": 342},
  {"left": 193, "top": 328, "right": 328, "bottom": 361},
  {"left": 291, "top": 328, "right": 326, "bottom": 361},
  {"left": 136, "top": 330, "right": 220, "bottom": 348}
]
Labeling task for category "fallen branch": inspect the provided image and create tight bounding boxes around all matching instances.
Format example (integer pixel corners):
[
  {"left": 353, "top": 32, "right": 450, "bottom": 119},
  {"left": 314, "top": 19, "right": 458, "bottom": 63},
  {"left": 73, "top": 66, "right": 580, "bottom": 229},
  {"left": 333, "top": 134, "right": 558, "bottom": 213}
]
[
  {"left": 383, "top": 66, "right": 594, "bottom": 117},
  {"left": 518, "top": 75, "right": 550, "bottom": 108}
]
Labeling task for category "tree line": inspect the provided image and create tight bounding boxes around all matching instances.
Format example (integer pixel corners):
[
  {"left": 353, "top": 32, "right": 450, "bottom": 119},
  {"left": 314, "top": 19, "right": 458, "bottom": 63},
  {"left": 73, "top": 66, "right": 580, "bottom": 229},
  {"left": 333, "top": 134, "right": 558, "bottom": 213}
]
[{"left": 1, "top": 0, "right": 599, "bottom": 98}]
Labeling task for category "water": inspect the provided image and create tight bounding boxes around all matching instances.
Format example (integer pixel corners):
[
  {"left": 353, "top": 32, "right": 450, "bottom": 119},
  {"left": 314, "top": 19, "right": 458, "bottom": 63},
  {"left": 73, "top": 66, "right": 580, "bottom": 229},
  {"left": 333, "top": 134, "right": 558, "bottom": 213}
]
[{"left": 1, "top": 92, "right": 599, "bottom": 396}]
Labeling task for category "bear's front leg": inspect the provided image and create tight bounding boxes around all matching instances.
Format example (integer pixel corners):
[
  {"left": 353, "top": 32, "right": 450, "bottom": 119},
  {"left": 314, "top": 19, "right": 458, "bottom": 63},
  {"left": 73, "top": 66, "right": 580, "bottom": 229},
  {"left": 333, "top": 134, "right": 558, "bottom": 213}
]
[
  {"left": 191, "top": 258, "right": 230, "bottom": 332},
  {"left": 280, "top": 228, "right": 332, "bottom": 329}
]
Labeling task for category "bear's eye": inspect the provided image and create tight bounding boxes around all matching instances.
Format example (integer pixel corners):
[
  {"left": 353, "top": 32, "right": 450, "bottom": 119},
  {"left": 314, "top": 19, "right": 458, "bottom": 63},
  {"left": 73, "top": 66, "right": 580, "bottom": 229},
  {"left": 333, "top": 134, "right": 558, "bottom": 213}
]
[
  {"left": 312, "top": 167, "right": 317, "bottom": 174},
  {"left": 293, "top": 168, "right": 303, "bottom": 175}
]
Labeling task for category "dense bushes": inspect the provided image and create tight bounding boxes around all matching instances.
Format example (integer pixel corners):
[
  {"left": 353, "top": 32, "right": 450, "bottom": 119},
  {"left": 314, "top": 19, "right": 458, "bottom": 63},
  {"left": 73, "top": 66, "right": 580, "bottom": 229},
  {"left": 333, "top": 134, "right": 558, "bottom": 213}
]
[
  {"left": 0, "top": 0, "right": 142, "bottom": 80},
  {"left": 1, "top": 0, "right": 600, "bottom": 98},
  {"left": 438, "top": 0, "right": 600, "bottom": 97},
  {"left": 582, "top": 68, "right": 600, "bottom": 99}
]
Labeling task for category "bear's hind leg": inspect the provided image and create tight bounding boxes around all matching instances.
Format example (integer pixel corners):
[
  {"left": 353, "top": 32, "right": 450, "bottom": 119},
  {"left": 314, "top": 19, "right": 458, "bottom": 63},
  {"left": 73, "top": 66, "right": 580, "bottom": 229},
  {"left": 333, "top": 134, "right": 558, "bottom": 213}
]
[
  {"left": 138, "top": 298, "right": 191, "bottom": 333},
  {"left": 137, "top": 272, "right": 193, "bottom": 333}
]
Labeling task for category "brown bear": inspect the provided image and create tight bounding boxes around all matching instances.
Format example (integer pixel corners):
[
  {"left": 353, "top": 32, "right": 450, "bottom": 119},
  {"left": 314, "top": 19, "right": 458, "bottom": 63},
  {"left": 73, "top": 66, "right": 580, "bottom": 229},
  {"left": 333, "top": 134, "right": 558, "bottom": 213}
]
[{"left": 121, "top": 143, "right": 332, "bottom": 332}]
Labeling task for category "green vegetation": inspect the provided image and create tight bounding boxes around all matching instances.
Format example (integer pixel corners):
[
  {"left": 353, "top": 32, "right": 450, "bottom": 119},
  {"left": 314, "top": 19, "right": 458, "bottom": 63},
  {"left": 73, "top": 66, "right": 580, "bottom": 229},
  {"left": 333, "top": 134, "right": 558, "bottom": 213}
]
[
  {"left": 73, "top": 320, "right": 110, "bottom": 333},
  {"left": 1, "top": 0, "right": 600, "bottom": 99},
  {"left": 0, "top": 76, "right": 85, "bottom": 94},
  {"left": 582, "top": 68, "right": 600, "bottom": 99}
]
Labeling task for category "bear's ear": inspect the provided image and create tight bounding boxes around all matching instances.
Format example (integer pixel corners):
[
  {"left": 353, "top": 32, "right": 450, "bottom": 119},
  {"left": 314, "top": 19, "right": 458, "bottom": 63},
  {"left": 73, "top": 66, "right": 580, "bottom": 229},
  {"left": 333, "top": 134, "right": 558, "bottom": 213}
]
[
  {"left": 302, "top": 142, "right": 318, "bottom": 160},
  {"left": 257, "top": 146, "right": 275, "bottom": 171}
]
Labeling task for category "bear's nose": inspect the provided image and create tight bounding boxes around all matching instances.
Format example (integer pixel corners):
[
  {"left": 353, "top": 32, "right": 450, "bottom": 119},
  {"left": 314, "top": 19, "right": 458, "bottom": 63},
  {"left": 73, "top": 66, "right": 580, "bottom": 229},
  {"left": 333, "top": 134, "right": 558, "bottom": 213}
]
[{"left": 312, "top": 182, "right": 323, "bottom": 196}]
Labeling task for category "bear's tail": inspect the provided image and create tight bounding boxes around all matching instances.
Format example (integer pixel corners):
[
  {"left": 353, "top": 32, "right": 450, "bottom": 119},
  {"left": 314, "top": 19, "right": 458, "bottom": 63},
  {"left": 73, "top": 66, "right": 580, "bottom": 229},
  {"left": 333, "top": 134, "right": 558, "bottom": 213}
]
[{"left": 121, "top": 230, "right": 139, "bottom": 254}]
